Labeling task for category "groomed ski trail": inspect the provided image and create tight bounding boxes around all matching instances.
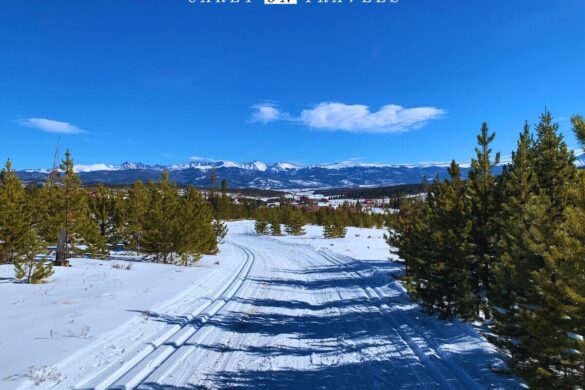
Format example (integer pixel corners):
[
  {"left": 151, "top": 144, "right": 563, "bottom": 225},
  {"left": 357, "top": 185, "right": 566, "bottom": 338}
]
[{"left": 28, "top": 227, "right": 519, "bottom": 390}]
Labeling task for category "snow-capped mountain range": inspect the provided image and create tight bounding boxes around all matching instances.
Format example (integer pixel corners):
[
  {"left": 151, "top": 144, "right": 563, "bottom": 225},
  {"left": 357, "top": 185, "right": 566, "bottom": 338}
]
[{"left": 17, "top": 154, "right": 585, "bottom": 190}]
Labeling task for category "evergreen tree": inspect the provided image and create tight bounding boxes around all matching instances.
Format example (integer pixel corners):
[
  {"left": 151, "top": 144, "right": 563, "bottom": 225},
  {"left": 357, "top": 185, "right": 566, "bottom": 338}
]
[
  {"left": 490, "top": 123, "right": 539, "bottom": 363},
  {"left": 213, "top": 220, "right": 228, "bottom": 245},
  {"left": 13, "top": 234, "right": 53, "bottom": 284},
  {"left": 176, "top": 186, "right": 217, "bottom": 262},
  {"left": 55, "top": 150, "right": 104, "bottom": 259},
  {"left": 426, "top": 162, "right": 474, "bottom": 317},
  {"left": 513, "top": 115, "right": 585, "bottom": 387},
  {"left": 268, "top": 209, "right": 282, "bottom": 236},
  {"left": 125, "top": 180, "right": 149, "bottom": 251},
  {"left": 89, "top": 184, "right": 124, "bottom": 249},
  {"left": 507, "top": 111, "right": 580, "bottom": 386},
  {"left": 255, "top": 209, "right": 269, "bottom": 235},
  {"left": 571, "top": 114, "right": 585, "bottom": 156},
  {"left": 0, "top": 159, "right": 37, "bottom": 264},
  {"left": 284, "top": 206, "right": 305, "bottom": 236},
  {"left": 524, "top": 173, "right": 585, "bottom": 387},
  {"left": 36, "top": 151, "right": 103, "bottom": 261},
  {"left": 323, "top": 210, "right": 347, "bottom": 239},
  {"left": 466, "top": 123, "right": 500, "bottom": 315},
  {"left": 532, "top": 109, "right": 577, "bottom": 218},
  {"left": 141, "top": 172, "right": 182, "bottom": 263},
  {"left": 388, "top": 197, "right": 433, "bottom": 300}
]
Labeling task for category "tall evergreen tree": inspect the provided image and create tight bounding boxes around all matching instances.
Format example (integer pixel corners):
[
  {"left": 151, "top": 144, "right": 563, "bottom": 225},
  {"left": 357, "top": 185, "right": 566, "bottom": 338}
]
[
  {"left": 254, "top": 208, "right": 269, "bottom": 235},
  {"left": 0, "top": 160, "right": 37, "bottom": 264},
  {"left": 268, "top": 209, "right": 282, "bottom": 236},
  {"left": 40, "top": 150, "right": 103, "bottom": 261},
  {"left": 509, "top": 111, "right": 580, "bottom": 386},
  {"left": 89, "top": 184, "right": 124, "bottom": 249},
  {"left": 125, "top": 180, "right": 149, "bottom": 251},
  {"left": 532, "top": 109, "right": 577, "bottom": 217},
  {"left": 524, "top": 173, "right": 585, "bottom": 387},
  {"left": 141, "top": 172, "right": 182, "bottom": 263},
  {"left": 176, "top": 186, "right": 218, "bottom": 263},
  {"left": 491, "top": 123, "right": 539, "bottom": 363},
  {"left": 466, "top": 123, "right": 500, "bottom": 314},
  {"left": 388, "top": 196, "right": 433, "bottom": 300},
  {"left": 427, "top": 162, "right": 474, "bottom": 317},
  {"left": 513, "top": 115, "right": 585, "bottom": 387}
]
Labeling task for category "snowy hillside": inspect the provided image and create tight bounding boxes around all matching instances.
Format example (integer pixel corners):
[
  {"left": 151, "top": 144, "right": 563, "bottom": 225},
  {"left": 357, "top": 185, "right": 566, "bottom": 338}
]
[{"left": 0, "top": 222, "right": 520, "bottom": 389}]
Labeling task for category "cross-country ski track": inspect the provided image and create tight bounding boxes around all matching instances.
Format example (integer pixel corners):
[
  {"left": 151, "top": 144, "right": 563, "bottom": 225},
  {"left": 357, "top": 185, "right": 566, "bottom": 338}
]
[{"left": 19, "top": 222, "right": 520, "bottom": 389}]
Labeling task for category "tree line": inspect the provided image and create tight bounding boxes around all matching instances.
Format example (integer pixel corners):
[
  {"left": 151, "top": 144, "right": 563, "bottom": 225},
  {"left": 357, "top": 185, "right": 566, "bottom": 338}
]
[
  {"left": 389, "top": 110, "right": 585, "bottom": 388},
  {"left": 255, "top": 201, "right": 387, "bottom": 238},
  {"left": 0, "top": 151, "right": 226, "bottom": 283}
]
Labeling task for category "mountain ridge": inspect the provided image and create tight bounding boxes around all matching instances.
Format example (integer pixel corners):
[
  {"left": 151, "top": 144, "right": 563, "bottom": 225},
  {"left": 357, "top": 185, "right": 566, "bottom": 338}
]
[{"left": 16, "top": 154, "right": 584, "bottom": 190}]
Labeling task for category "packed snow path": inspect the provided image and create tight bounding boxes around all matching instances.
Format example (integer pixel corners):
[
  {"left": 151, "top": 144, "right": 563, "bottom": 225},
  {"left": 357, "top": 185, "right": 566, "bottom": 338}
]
[{"left": 29, "top": 226, "right": 519, "bottom": 389}]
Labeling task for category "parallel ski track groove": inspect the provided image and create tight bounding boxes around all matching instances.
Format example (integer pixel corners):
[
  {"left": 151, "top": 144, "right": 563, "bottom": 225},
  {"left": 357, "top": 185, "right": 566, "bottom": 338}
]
[{"left": 73, "top": 243, "right": 255, "bottom": 390}]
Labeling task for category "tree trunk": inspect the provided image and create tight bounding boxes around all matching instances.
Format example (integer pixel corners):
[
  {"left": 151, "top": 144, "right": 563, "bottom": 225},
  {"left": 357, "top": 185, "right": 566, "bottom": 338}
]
[{"left": 55, "top": 228, "right": 70, "bottom": 267}]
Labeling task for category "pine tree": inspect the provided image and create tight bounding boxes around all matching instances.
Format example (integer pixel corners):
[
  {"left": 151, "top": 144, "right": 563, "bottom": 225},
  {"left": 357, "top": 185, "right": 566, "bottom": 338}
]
[
  {"left": 513, "top": 115, "right": 585, "bottom": 387},
  {"left": 89, "top": 184, "right": 124, "bottom": 249},
  {"left": 525, "top": 173, "right": 585, "bottom": 387},
  {"left": 0, "top": 159, "right": 37, "bottom": 264},
  {"left": 426, "top": 162, "right": 474, "bottom": 317},
  {"left": 41, "top": 151, "right": 103, "bottom": 261},
  {"left": 125, "top": 180, "right": 149, "bottom": 251},
  {"left": 255, "top": 209, "right": 269, "bottom": 235},
  {"left": 323, "top": 210, "right": 347, "bottom": 239},
  {"left": 510, "top": 111, "right": 580, "bottom": 386},
  {"left": 388, "top": 196, "right": 433, "bottom": 300},
  {"left": 490, "top": 123, "right": 539, "bottom": 363},
  {"left": 571, "top": 114, "right": 585, "bottom": 154},
  {"left": 532, "top": 109, "right": 577, "bottom": 218},
  {"left": 466, "top": 123, "right": 500, "bottom": 315},
  {"left": 176, "top": 186, "right": 217, "bottom": 263},
  {"left": 284, "top": 206, "right": 305, "bottom": 236},
  {"left": 141, "top": 172, "right": 182, "bottom": 263},
  {"left": 268, "top": 209, "right": 282, "bottom": 236},
  {"left": 213, "top": 220, "right": 228, "bottom": 245},
  {"left": 13, "top": 234, "right": 53, "bottom": 284}
]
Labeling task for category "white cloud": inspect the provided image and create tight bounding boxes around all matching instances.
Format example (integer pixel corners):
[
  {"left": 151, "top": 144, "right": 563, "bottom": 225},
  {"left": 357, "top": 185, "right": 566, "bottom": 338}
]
[
  {"left": 189, "top": 156, "right": 217, "bottom": 162},
  {"left": 18, "top": 118, "right": 85, "bottom": 134},
  {"left": 300, "top": 103, "right": 444, "bottom": 133},
  {"left": 249, "top": 104, "right": 287, "bottom": 123},
  {"left": 250, "top": 101, "right": 445, "bottom": 133}
]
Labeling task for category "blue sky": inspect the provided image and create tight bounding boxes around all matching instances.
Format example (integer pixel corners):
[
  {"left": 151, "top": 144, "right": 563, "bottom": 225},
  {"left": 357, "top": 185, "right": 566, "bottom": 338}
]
[{"left": 1, "top": 0, "right": 585, "bottom": 169}]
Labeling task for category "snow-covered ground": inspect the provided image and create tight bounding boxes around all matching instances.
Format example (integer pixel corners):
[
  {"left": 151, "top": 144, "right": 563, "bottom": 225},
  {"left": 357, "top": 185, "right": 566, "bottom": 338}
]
[
  {"left": 0, "top": 243, "right": 246, "bottom": 388},
  {"left": 1, "top": 221, "right": 520, "bottom": 389}
]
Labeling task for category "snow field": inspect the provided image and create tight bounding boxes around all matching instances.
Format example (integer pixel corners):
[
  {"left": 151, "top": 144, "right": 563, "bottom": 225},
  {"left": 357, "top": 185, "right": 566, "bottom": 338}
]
[
  {"left": 2, "top": 221, "right": 520, "bottom": 389},
  {"left": 0, "top": 242, "right": 246, "bottom": 389}
]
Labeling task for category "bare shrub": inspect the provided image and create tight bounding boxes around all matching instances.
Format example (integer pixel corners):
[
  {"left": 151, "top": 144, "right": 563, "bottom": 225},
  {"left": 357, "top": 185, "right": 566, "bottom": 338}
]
[
  {"left": 25, "top": 366, "right": 61, "bottom": 385},
  {"left": 111, "top": 261, "right": 134, "bottom": 270},
  {"left": 79, "top": 325, "right": 91, "bottom": 339}
]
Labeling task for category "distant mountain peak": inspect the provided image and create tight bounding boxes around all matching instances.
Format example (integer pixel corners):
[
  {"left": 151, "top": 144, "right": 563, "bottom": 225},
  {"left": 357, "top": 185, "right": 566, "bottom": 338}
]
[{"left": 17, "top": 153, "right": 582, "bottom": 190}]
